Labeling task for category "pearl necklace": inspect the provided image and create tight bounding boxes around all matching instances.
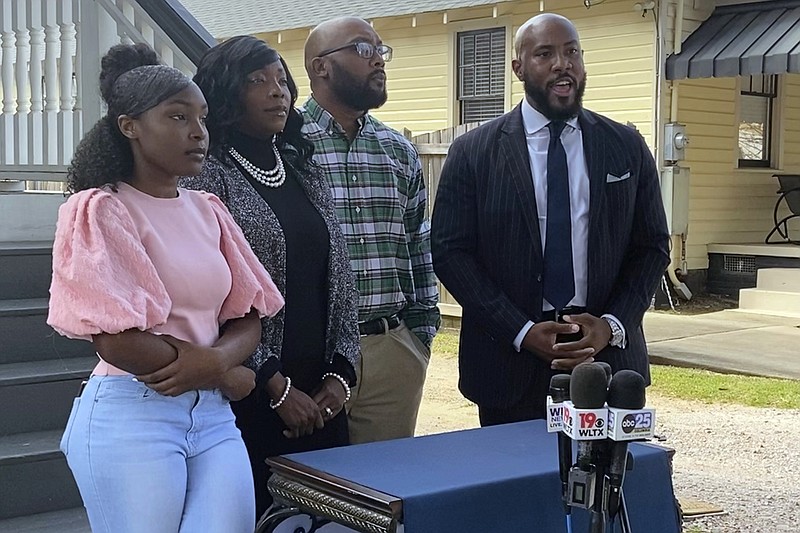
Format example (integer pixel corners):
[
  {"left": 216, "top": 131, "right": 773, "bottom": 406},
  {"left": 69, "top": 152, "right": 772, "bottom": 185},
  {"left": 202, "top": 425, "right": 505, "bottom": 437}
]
[{"left": 228, "top": 141, "right": 286, "bottom": 188}]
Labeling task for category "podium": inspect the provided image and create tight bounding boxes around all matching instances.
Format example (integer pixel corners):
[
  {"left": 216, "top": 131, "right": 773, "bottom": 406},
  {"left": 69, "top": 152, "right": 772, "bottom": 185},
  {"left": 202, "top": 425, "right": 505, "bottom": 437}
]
[{"left": 260, "top": 420, "right": 680, "bottom": 533}]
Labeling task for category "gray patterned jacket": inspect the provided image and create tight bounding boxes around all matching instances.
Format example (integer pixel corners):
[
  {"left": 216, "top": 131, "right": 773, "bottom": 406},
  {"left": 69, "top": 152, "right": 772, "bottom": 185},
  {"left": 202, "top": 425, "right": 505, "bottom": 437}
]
[{"left": 180, "top": 154, "right": 360, "bottom": 373}]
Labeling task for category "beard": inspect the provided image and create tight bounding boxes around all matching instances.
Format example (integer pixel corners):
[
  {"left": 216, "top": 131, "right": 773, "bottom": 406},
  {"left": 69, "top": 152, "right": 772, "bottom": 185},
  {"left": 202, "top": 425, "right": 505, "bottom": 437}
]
[
  {"left": 524, "top": 73, "right": 586, "bottom": 121},
  {"left": 330, "top": 62, "right": 388, "bottom": 113}
]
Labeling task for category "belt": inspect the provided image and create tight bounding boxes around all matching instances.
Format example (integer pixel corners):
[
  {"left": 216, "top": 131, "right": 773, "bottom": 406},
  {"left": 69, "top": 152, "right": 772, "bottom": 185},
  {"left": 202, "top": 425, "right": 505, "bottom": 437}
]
[
  {"left": 359, "top": 314, "right": 402, "bottom": 336},
  {"left": 541, "top": 306, "right": 587, "bottom": 322}
]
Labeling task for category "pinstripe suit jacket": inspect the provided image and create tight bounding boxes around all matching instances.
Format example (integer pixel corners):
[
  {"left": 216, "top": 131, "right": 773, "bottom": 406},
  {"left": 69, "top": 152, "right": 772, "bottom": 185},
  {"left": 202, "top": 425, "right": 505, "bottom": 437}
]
[{"left": 431, "top": 104, "right": 670, "bottom": 410}]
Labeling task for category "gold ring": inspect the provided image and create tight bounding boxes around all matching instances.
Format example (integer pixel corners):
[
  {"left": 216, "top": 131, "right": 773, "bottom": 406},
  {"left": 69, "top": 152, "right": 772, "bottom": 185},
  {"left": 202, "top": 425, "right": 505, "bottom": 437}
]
[{"left": 324, "top": 407, "right": 333, "bottom": 417}]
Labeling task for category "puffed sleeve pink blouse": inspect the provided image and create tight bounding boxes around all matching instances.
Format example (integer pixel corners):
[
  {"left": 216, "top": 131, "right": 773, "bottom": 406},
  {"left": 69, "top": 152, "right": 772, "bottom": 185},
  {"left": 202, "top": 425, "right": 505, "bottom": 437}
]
[{"left": 47, "top": 182, "right": 284, "bottom": 375}]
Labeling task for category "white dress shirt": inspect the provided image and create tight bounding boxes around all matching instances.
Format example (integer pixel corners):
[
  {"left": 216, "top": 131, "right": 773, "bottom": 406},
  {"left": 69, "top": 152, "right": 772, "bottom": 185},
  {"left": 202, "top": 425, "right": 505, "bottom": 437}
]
[{"left": 513, "top": 100, "right": 625, "bottom": 351}]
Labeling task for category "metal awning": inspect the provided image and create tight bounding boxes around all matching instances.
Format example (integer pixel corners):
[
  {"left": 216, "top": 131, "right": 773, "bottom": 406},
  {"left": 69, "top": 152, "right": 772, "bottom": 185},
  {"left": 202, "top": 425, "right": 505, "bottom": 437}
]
[{"left": 666, "top": 0, "right": 800, "bottom": 80}]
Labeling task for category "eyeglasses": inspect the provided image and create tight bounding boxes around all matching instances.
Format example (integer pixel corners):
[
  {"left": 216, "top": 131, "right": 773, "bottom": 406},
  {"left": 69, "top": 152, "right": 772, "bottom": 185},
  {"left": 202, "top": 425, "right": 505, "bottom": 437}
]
[{"left": 317, "top": 42, "right": 393, "bottom": 62}]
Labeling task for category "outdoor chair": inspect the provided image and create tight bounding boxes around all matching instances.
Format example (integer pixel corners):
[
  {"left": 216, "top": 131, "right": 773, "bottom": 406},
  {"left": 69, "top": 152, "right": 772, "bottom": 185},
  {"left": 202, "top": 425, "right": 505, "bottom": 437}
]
[{"left": 765, "top": 174, "right": 800, "bottom": 245}]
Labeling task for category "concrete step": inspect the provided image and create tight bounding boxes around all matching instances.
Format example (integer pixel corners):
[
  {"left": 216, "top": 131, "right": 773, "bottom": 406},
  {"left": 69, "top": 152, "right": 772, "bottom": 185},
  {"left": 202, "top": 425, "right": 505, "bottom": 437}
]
[
  {"left": 0, "top": 507, "right": 89, "bottom": 533},
  {"left": 0, "top": 191, "right": 64, "bottom": 243},
  {"left": 0, "top": 299, "right": 93, "bottom": 365},
  {"left": 756, "top": 267, "right": 800, "bottom": 292},
  {"left": 0, "top": 242, "right": 52, "bottom": 300},
  {"left": 0, "top": 430, "right": 82, "bottom": 520},
  {"left": 0, "top": 357, "right": 95, "bottom": 436},
  {"left": 738, "top": 288, "right": 800, "bottom": 317}
]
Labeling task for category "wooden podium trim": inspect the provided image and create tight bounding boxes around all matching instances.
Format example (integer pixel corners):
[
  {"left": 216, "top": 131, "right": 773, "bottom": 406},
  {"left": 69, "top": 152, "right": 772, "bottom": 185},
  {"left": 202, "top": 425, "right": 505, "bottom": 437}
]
[{"left": 267, "top": 456, "right": 403, "bottom": 532}]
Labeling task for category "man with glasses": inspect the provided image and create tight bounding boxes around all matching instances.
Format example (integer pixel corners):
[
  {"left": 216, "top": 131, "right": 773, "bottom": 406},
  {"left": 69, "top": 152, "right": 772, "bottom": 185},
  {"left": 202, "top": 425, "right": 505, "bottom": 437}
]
[{"left": 301, "top": 17, "right": 440, "bottom": 444}]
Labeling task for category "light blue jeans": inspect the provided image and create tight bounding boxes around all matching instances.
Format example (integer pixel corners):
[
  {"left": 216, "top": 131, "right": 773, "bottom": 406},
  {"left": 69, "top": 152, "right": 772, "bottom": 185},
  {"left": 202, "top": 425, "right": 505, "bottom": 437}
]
[{"left": 60, "top": 375, "right": 255, "bottom": 533}]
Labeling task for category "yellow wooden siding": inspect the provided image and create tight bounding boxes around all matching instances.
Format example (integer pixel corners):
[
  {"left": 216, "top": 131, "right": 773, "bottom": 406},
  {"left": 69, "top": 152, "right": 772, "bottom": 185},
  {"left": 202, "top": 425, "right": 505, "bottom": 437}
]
[
  {"left": 784, "top": 76, "right": 800, "bottom": 168},
  {"left": 678, "top": 74, "right": 800, "bottom": 270},
  {"left": 682, "top": 0, "right": 715, "bottom": 42},
  {"left": 253, "top": 0, "right": 656, "bottom": 138},
  {"left": 257, "top": 18, "right": 451, "bottom": 135}
]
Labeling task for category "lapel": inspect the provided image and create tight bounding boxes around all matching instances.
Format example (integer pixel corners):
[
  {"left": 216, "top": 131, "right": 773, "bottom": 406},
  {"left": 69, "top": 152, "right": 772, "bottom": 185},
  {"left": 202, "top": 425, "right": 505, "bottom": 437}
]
[
  {"left": 578, "top": 109, "right": 605, "bottom": 306},
  {"left": 499, "top": 104, "right": 543, "bottom": 260}
]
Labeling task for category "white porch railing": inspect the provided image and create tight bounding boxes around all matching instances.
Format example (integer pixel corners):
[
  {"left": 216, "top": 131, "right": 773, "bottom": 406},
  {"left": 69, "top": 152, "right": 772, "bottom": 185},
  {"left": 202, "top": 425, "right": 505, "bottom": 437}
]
[{"left": 0, "top": 0, "right": 200, "bottom": 191}]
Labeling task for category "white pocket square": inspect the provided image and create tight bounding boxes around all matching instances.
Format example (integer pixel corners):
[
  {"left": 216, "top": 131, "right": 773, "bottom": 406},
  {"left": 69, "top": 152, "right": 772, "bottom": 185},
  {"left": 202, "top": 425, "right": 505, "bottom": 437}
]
[{"left": 606, "top": 171, "right": 631, "bottom": 183}]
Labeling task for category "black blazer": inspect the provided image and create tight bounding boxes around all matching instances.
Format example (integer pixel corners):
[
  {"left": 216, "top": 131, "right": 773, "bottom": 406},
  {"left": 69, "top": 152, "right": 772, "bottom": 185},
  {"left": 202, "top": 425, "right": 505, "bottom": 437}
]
[{"left": 431, "top": 104, "right": 670, "bottom": 409}]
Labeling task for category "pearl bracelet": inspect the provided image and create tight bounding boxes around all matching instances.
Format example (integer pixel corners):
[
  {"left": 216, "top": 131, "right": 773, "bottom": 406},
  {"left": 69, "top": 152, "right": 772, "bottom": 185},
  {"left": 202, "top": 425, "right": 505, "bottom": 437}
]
[
  {"left": 269, "top": 376, "right": 292, "bottom": 410},
  {"left": 322, "top": 372, "right": 351, "bottom": 402}
]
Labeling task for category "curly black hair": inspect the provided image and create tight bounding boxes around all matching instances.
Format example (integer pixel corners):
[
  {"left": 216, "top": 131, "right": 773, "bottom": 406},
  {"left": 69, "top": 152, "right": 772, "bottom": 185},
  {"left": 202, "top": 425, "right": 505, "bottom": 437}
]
[
  {"left": 193, "top": 35, "right": 315, "bottom": 170},
  {"left": 66, "top": 44, "right": 157, "bottom": 193},
  {"left": 66, "top": 43, "right": 192, "bottom": 193}
]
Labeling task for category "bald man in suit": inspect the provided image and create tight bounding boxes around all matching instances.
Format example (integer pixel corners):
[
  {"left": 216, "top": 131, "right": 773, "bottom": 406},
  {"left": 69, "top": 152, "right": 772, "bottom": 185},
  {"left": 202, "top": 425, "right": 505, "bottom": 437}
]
[{"left": 431, "top": 13, "right": 669, "bottom": 426}]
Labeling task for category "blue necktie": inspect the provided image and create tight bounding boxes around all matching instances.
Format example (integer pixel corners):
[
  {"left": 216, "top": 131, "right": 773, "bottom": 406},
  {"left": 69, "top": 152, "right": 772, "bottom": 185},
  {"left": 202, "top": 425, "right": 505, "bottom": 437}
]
[{"left": 543, "top": 121, "right": 575, "bottom": 312}]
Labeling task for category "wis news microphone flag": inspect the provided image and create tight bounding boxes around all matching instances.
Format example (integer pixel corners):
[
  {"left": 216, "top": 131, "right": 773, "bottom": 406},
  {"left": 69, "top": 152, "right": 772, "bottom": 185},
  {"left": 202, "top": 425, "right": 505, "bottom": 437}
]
[{"left": 548, "top": 374, "right": 573, "bottom": 513}]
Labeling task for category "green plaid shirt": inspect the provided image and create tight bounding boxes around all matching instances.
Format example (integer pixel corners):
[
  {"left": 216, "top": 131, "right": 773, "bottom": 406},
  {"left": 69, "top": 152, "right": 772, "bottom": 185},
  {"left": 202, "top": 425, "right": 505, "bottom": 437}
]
[{"left": 300, "top": 96, "right": 440, "bottom": 347}]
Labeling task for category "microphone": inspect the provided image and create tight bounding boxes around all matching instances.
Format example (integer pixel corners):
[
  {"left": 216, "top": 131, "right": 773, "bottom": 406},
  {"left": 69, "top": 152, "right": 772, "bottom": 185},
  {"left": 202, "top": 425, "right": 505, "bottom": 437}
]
[
  {"left": 590, "top": 361, "right": 613, "bottom": 492},
  {"left": 589, "top": 361, "right": 612, "bottom": 523},
  {"left": 595, "top": 361, "right": 612, "bottom": 385},
  {"left": 589, "top": 361, "right": 612, "bottom": 498},
  {"left": 605, "top": 370, "right": 647, "bottom": 518},
  {"left": 549, "top": 374, "right": 572, "bottom": 513},
  {"left": 564, "top": 363, "right": 608, "bottom": 512}
]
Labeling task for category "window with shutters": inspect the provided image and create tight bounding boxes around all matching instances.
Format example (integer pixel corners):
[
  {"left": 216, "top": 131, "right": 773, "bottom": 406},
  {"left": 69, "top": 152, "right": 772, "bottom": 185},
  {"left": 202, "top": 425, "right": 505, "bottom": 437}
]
[
  {"left": 457, "top": 28, "right": 505, "bottom": 125},
  {"left": 737, "top": 74, "right": 779, "bottom": 168}
]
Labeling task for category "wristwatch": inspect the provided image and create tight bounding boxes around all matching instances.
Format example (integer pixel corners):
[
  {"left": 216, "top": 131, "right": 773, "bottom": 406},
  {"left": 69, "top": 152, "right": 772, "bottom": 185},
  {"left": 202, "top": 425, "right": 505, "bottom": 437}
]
[{"left": 603, "top": 316, "right": 625, "bottom": 348}]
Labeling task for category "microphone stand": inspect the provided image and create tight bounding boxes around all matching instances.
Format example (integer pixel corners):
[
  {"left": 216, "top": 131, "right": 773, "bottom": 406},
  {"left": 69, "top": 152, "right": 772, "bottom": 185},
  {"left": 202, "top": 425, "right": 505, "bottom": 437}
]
[
  {"left": 588, "top": 466, "right": 607, "bottom": 533},
  {"left": 616, "top": 489, "right": 632, "bottom": 533},
  {"left": 588, "top": 441, "right": 609, "bottom": 533},
  {"left": 589, "top": 509, "right": 606, "bottom": 533}
]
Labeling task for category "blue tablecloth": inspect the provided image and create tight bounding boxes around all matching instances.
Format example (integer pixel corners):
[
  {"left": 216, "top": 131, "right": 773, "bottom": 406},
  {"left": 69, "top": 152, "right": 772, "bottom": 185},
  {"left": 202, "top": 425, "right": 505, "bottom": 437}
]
[{"left": 283, "top": 420, "right": 680, "bottom": 533}]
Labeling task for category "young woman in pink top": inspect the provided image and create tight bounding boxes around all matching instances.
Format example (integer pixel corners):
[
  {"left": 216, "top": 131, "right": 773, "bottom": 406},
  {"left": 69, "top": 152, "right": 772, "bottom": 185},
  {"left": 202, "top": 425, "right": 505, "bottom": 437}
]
[{"left": 47, "top": 43, "right": 284, "bottom": 533}]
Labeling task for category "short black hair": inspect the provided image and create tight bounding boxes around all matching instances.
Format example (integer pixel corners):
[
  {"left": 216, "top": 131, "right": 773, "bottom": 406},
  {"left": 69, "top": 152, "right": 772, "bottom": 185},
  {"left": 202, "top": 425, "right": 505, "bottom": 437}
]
[{"left": 193, "top": 35, "right": 314, "bottom": 170}]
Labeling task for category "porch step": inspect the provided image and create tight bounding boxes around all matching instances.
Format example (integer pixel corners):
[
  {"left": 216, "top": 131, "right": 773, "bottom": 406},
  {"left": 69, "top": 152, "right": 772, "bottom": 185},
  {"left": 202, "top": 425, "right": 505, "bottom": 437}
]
[
  {"left": 0, "top": 430, "right": 82, "bottom": 520},
  {"left": 0, "top": 179, "right": 25, "bottom": 192},
  {"left": 0, "top": 357, "right": 95, "bottom": 436},
  {"left": 0, "top": 242, "right": 52, "bottom": 300},
  {"left": 755, "top": 268, "right": 800, "bottom": 292},
  {"left": 0, "top": 299, "right": 93, "bottom": 365},
  {"left": 738, "top": 288, "right": 800, "bottom": 317},
  {"left": 0, "top": 507, "right": 89, "bottom": 533},
  {"left": 0, "top": 191, "right": 64, "bottom": 243}
]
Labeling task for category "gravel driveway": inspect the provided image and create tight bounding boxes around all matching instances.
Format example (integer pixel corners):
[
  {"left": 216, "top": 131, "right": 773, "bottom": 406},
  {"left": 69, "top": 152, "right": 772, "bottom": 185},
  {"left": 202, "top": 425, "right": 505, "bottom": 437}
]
[{"left": 653, "top": 395, "right": 800, "bottom": 533}]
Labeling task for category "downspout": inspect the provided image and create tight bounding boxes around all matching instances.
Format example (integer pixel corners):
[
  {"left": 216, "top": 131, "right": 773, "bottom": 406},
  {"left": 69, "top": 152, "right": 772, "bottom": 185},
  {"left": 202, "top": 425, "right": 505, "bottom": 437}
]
[
  {"left": 666, "top": 0, "right": 692, "bottom": 299},
  {"left": 652, "top": 1, "right": 662, "bottom": 171}
]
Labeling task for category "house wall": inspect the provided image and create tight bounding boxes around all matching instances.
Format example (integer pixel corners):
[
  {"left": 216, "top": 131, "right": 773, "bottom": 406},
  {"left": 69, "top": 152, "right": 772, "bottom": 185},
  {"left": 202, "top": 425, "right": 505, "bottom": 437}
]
[
  {"left": 253, "top": 0, "right": 658, "bottom": 141},
  {"left": 249, "top": 0, "right": 800, "bottom": 277},
  {"left": 677, "top": 74, "right": 800, "bottom": 270},
  {"left": 785, "top": 75, "right": 800, "bottom": 169}
]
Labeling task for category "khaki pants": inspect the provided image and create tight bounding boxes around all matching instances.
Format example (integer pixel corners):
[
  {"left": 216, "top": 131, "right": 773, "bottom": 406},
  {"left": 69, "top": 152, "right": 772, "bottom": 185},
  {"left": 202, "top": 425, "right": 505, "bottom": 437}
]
[{"left": 346, "top": 322, "right": 430, "bottom": 444}]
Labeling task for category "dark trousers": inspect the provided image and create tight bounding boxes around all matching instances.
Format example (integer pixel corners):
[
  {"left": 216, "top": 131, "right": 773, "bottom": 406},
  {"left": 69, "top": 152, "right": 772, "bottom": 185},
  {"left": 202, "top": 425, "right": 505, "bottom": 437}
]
[
  {"left": 478, "top": 391, "right": 548, "bottom": 427},
  {"left": 232, "top": 389, "right": 349, "bottom": 520}
]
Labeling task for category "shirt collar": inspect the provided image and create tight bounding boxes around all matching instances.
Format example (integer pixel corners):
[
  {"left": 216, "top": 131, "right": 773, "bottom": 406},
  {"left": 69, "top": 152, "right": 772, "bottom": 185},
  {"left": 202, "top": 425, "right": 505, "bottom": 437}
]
[
  {"left": 520, "top": 98, "right": 580, "bottom": 135},
  {"left": 303, "top": 95, "right": 369, "bottom": 136}
]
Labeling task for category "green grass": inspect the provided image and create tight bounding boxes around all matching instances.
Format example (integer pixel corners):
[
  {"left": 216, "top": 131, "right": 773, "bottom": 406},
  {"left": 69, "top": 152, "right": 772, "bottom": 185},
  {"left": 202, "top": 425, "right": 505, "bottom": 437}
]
[
  {"left": 650, "top": 365, "right": 800, "bottom": 409},
  {"left": 431, "top": 327, "right": 460, "bottom": 358},
  {"left": 432, "top": 328, "right": 800, "bottom": 409}
]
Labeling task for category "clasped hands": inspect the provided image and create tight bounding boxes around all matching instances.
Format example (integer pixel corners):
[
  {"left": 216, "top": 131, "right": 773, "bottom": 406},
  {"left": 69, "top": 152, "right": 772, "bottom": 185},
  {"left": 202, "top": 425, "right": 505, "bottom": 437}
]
[
  {"left": 521, "top": 313, "right": 612, "bottom": 371},
  {"left": 135, "top": 335, "right": 256, "bottom": 401},
  {"left": 267, "top": 373, "right": 349, "bottom": 440}
]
